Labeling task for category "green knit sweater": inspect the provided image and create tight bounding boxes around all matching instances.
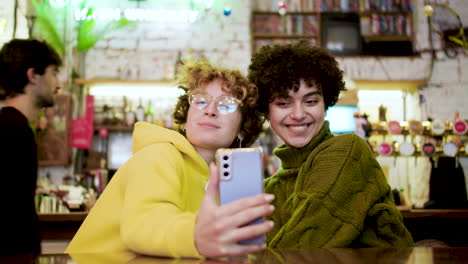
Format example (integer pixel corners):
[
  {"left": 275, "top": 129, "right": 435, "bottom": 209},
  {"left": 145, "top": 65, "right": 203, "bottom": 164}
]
[{"left": 265, "top": 122, "right": 414, "bottom": 248}]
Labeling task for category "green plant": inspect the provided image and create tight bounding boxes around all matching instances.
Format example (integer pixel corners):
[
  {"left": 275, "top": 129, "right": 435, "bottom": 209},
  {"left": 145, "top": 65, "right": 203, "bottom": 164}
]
[
  {"left": 32, "top": 0, "right": 65, "bottom": 55},
  {"left": 76, "top": 6, "right": 135, "bottom": 53}
]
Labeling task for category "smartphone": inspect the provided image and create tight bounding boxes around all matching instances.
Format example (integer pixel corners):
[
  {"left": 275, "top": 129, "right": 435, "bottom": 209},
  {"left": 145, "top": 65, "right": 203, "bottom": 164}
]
[{"left": 216, "top": 148, "right": 265, "bottom": 245}]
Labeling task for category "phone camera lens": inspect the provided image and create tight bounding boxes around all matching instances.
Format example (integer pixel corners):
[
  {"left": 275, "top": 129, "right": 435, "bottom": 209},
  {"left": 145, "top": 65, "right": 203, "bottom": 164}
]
[
  {"left": 223, "top": 163, "right": 229, "bottom": 168},
  {"left": 223, "top": 155, "right": 229, "bottom": 161},
  {"left": 223, "top": 172, "right": 229, "bottom": 177}
]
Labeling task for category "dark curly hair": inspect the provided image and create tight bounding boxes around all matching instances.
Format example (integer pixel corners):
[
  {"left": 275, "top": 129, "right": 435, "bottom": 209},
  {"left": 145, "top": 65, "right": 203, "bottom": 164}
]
[
  {"left": 0, "top": 39, "right": 62, "bottom": 98},
  {"left": 248, "top": 40, "right": 346, "bottom": 115},
  {"left": 172, "top": 60, "right": 265, "bottom": 148}
]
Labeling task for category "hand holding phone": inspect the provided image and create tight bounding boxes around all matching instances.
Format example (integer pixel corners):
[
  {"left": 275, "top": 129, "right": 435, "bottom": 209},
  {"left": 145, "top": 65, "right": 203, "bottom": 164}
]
[
  {"left": 194, "top": 161, "right": 274, "bottom": 258},
  {"left": 217, "top": 148, "right": 265, "bottom": 245}
]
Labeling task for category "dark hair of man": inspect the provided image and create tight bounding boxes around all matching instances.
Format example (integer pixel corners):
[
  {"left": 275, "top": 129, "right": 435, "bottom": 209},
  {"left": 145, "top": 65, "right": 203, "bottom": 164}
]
[
  {"left": 248, "top": 40, "right": 346, "bottom": 115},
  {"left": 0, "top": 39, "right": 62, "bottom": 97}
]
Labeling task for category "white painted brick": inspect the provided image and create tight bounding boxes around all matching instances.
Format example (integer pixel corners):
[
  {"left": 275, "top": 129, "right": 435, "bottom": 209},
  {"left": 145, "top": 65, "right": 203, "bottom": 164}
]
[
  {"left": 431, "top": 60, "right": 460, "bottom": 83},
  {"left": 108, "top": 39, "right": 138, "bottom": 50},
  {"left": 461, "top": 58, "right": 468, "bottom": 82}
]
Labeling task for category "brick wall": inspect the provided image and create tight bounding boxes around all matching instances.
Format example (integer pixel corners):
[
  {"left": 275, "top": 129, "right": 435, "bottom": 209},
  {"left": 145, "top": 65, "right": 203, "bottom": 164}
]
[
  {"left": 0, "top": 0, "right": 29, "bottom": 46},
  {"left": 82, "top": 0, "right": 253, "bottom": 79}
]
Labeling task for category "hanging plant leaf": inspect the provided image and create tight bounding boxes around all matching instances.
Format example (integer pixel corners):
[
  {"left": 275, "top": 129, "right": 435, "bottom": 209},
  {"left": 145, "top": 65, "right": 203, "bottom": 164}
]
[
  {"left": 76, "top": 4, "right": 136, "bottom": 53},
  {"left": 32, "top": 0, "right": 65, "bottom": 55}
]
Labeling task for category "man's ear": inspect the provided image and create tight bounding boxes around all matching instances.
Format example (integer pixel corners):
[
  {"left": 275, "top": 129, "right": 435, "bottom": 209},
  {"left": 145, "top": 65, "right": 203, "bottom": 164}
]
[{"left": 26, "top": 68, "right": 39, "bottom": 84}]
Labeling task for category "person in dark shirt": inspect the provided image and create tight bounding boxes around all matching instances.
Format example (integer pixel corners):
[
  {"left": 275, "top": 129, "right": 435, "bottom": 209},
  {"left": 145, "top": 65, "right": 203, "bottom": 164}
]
[{"left": 0, "top": 39, "right": 62, "bottom": 254}]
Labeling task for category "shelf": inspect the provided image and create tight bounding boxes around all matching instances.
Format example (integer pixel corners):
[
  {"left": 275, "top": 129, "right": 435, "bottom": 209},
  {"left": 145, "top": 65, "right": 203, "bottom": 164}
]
[
  {"left": 253, "top": 11, "right": 411, "bottom": 16},
  {"left": 253, "top": 34, "right": 317, "bottom": 39},
  {"left": 352, "top": 79, "right": 426, "bottom": 85},
  {"left": 94, "top": 124, "right": 177, "bottom": 132},
  {"left": 74, "top": 78, "right": 175, "bottom": 86},
  {"left": 400, "top": 209, "right": 468, "bottom": 219},
  {"left": 253, "top": 11, "right": 319, "bottom": 15},
  {"left": 38, "top": 212, "right": 87, "bottom": 222},
  {"left": 363, "top": 35, "right": 412, "bottom": 42},
  {"left": 95, "top": 125, "right": 134, "bottom": 132},
  {"left": 360, "top": 11, "right": 412, "bottom": 16},
  {"left": 38, "top": 212, "right": 87, "bottom": 240}
]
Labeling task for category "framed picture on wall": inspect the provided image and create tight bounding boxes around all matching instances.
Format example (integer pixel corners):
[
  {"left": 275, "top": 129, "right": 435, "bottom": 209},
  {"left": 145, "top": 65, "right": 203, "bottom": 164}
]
[{"left": 37, "top": 94, "right": 72, "bottom": 166}]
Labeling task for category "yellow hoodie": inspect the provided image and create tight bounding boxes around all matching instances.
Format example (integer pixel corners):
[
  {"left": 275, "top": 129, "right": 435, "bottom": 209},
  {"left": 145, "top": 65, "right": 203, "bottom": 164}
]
[{"left": 66, "top": 122, "right": 209, "bottom": 258}]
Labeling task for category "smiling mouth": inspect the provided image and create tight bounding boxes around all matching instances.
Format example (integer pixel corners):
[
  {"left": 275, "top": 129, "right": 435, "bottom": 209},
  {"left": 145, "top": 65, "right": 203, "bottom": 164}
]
[{"left": 286, "top": 124, "right": 310, "bottom": 132}]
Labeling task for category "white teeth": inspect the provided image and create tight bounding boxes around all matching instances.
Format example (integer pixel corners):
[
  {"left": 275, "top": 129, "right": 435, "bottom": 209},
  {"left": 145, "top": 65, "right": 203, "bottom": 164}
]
[{"left": 288, "top": 125, "right": 307, "bottom": 132}]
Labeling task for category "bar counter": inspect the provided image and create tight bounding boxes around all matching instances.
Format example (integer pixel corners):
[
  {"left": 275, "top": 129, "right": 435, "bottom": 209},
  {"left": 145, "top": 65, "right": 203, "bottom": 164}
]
[
  {"left": 39, "top": 209, "right": 468, "bottom": 247},
  {"left": 1, "top": 247, "right": 467, "bottom": 264}
]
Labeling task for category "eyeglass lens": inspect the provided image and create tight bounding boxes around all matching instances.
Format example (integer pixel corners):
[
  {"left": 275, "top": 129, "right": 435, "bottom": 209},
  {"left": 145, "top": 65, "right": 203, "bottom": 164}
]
[{"left": 189, "top": 93, "right": 239, "bottom": 114}]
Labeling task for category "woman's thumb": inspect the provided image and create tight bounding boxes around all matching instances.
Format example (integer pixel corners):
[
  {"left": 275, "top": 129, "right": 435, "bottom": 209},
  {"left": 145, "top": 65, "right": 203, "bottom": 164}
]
[{"left": 204, "top": 162, "right": 220, "bottom": 201}]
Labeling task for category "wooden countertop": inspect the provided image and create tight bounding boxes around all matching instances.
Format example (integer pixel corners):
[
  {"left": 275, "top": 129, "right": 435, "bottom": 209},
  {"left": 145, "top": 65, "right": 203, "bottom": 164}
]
[
  {"left": 39, "top": 208, "right": 468, "bottom": 222},
  {"left": 2, "top": 247, "right": 467, "bottom": 263},
  {"left": 399, "top": 208, "right": 468, "bottom": 219}
]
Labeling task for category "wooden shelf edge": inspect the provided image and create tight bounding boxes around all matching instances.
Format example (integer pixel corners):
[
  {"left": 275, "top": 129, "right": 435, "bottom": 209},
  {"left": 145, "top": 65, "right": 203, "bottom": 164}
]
[
  {"left": 253, "top": 11, "right": 319, "bottom": 15},
  {"left": 360, "top": 11, "right": 412, "bottom": 16},
  {"left": 253, "top": 11, "right": 411, "bottom": 15},
  {"left": 363, "top": 35, "right": 412, "bottom": 42},
  {"left": 74, "top": 78, "right": 175, "bottom": 85},
  {"left": 253, "top": 34, "right": 318, "bottom": 39},
  {"left": 352, "top": 79, "right": 427, "bottom": 85},
  {"left": 95, "top": 125, "right": 134, "bottom": 132},
  {"left": 39, "top": 160, "right": 71, "bottom": 167},
  {"left": 38, "top": 212, "right": 88, "bottom": 222}
]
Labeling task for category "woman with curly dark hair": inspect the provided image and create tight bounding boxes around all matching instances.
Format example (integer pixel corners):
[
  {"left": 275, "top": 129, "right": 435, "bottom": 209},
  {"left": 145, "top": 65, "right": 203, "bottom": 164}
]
[
  {"left": 67, "top": 60, "right": 274, "bottom": 258},
  {"left": 248, "top": 41, "right": 413, "bottom": 248}
]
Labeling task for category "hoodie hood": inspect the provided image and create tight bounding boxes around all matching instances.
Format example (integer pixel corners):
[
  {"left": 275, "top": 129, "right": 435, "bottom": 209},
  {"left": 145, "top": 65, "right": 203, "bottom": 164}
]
[{"left": 132, "top": 122, "right": 206, "bottom": 168}]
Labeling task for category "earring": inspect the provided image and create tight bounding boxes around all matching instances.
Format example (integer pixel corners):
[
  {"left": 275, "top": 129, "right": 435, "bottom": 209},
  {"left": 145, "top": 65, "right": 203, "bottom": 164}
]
[{"left": 237, "top": 135, "right": 243, "bottom": 148}]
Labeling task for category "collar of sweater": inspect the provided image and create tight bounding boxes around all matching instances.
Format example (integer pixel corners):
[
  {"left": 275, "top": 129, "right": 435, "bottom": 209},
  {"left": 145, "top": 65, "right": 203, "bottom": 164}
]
[{"left": 273, "top": 121, "right": 333, "bottom": 170}]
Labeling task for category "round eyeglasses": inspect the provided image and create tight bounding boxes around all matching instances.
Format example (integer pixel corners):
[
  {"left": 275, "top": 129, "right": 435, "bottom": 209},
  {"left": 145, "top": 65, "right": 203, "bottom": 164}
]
[{"left": 188, "top": 92, "right": 241, "bottom": 114}]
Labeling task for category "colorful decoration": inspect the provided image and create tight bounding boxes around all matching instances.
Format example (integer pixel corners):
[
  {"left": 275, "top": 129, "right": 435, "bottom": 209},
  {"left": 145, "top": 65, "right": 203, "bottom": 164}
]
[
  {"left": 223, "top": 7, "right": 231, "bottom": 16},
  {"left": 98, "top": 127, "right": 109, "bottom": 139},
  {"left": 278, "top": 1, "right": 287, "bottom": 16},
  {"left": 423, "top": 5, "right": 434, "bottom": 16},
  {"left": 278, "top": 1, "right": 288, "bottom": 9}
]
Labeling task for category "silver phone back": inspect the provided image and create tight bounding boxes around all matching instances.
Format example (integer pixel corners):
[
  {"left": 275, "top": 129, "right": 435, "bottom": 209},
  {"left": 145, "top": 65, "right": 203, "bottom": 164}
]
[{"left": 217, "top": 148, "right": 265, "bottom": 244}]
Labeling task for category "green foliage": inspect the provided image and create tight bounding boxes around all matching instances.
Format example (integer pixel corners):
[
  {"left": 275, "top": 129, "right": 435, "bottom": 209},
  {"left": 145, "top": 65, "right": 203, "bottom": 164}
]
[
  {"left": 32, "top": 0, "right": 65, "bottom": 55},
  {"left": 32, "top": 0, "right": 136, "bottom": 55},
  {"left": 77, "top": 7, "right": 136, "bottom": 53}
]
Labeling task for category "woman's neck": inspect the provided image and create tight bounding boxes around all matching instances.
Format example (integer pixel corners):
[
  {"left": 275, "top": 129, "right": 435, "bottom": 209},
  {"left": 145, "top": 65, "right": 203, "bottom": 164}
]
[{"left": 194, "top": 146, "right": 216, "bottom": 165}]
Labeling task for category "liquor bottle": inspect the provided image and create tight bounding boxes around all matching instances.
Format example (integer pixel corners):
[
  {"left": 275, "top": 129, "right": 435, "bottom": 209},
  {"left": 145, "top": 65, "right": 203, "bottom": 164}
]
[
  {"left": 124, "top": 100, "right": 135, "bottom": 127},
  {"left": 145, "top": 100, "right": 154, "bottom": 124},
  {"left": 174, "top": 50, "right": 184, "bottom": 79},
  {"left": 97, "top": 158, "right": 109, "bottom": 193},
  {"left": 135, "top": 98, "right": 145, "bottom": 122}
]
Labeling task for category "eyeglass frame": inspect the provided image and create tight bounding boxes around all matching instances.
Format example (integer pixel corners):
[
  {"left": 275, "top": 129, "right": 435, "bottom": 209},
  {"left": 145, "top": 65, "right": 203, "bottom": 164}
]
[{"left": 187, "top": 91, "right": 242, "bottom": 115}]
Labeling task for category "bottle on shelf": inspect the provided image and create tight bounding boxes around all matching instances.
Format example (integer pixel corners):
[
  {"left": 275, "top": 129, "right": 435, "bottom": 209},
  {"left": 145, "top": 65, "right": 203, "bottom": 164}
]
[
  {"left": 124, "top": 99, "right": 136, "bottom": 127},
  {"left": 174, "top": 50, "right": 184, "bottom": 79},
  {"left": 164, "top": 109, "right": 173, "bottom": 129},
  {"left": 145, "top": 100, "right": 154, "bottom": 124},
  {"left": 97, "top": 158, "right": 109, "bottom": 194},
  {"left": 135, "top": 98, "right": 145, "bottom": 123}
]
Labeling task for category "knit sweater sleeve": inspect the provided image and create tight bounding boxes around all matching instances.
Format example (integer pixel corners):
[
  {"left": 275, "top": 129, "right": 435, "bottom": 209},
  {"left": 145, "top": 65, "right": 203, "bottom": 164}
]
[
  {"left": 353, "top": 193, "right": 414, "bottom": 247},
  {"left": 267, "top": 134, "right": 413, "bottom": 248}
]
